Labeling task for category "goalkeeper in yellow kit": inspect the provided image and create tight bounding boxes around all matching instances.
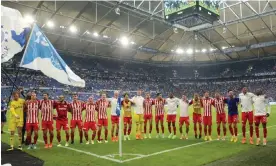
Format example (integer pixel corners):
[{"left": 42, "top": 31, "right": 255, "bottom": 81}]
[{"left": 7, "top": 91, "right": 25, "bottom": 151}]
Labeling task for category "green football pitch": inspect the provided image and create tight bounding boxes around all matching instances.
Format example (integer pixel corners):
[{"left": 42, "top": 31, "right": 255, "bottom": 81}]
[{"left": 1, "top": 106, "right": 276, "bottom": 166}]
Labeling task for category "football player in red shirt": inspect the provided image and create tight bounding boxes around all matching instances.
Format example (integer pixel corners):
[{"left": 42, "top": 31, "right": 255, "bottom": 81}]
[
  {"left": 83, "top": 96, "right": 97, "bottom": 145},
  {"left": 54, "top": 95, "right": 70, "bottom": 147},
  {"left": 143, "top": 92, "right": 154, "bottom": 139},
  {"left": 201, "top": 92, "right": 213, "bottom": 141},
  {"left": 154, "top": 93, "right": 166, "bottom": 138},
  {"left": 25, "top": 92, "right": 40, "bottom": 150},
  {"left": 95, "top": 93, "right": 111, "bottom": 143},
  {"left": 39, "top": 93, "right": 54, "bottom": 148},
  {"left": 69, "top": 94, "right": 84, "bottom": 144}
]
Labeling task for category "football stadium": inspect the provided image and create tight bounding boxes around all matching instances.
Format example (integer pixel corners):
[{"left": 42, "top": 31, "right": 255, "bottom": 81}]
[{"left": 1, "top": 1, "right": 276, "bottom": 166}]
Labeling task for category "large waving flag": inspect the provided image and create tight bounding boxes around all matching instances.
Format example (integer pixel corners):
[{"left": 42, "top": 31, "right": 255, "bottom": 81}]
[
  {"left": 1, "top": 6, "right": 30, "bottom": 63},
  {"left": 20, "top": 24, "right": 85, "bottom": 87}
]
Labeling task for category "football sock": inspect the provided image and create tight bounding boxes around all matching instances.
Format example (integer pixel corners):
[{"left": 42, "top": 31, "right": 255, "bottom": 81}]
[
  {"left": 27, "top": 134, "right": 31, "bottom": 144},
  {"left": 50, "top": 132, "right": 54, "bottom": 143},
  {"left": 34, "top": 133, "right": 38, "bottom": 144},
  {"left": 173, "top": 125, "right": 176, "bottom": 135},
  {"left": 66, "top": 133, "right": 69, "bottom": 142},
  {"left": 179, "top": 126, "right": 183, "bottom": 134},
  {"left": 208, "top": 126, "right": 212, "bottom": 136},
  {"left": 156, "top": 125, "right": 159, "bottom": 134},
  {"left": 139, "top": 122, "right": 143, "bottom": 134},
  {"left": 194, "top": 124, "right": 197, "bottom": 135},
  {"left": 18, "top": 135, "right": 22, "bottom": 146},
  {"left": 127, "top": 126, "right": 131, "bottom": 135},
  {"left": 168, "top": 124, "right": 172, "bottom": 133},
  {"left": 104, "top": 129, "right": 108, "bottom": 140},
  {"left": 57, "top": 133, "right": 61, "bottom": 142},
  {"left": 249, "top": 125, "right": 254, "bottom": 137},
  {"left": 161, "top": 125, "right": 164, "bottom": 134},
  {"left": 199, "top": 124, "right": 202, "bottom": 135},
  {"left": 79, "top": 130, "right": 83, "bottom": 142},
  {"left": 242, "top": 124, "right": 246, "bottom": 137},
  {"left": 217, "top": 126, "right": 221, "bottom": 136},
  {"left": 264, "top": 127, "right": 267, "bottom": 138},
  {"left": 71, "top": 132, "right": 74, "bottom": 142},
  {"left": 10, "top": 135, "right": 14, "bottom": 147},
  {"left": 223, "top": 126, "right": 227, "bottom": 136},
  {"left": 97, "top": 129, "right": 101, "bottom": 140},
  {"left": 144, "top": 122, "right": 147, "bottom": 134},
  {"left": 92, "top": 132, "right": 96, "bottom": 140},
  {"left": 124, "top": 127, "right": 127, "bottom": 135},
  {"left": 149, "top": 124, "right": 152, "bottom": 133},
  {"left": 234, "top": 126, "right": 238, "bottom": 136},
  {"left": 85, "top": 132, "right": 89, "bottom": 141},
  {"left": 111, "top": 126, "right": 114, "bottom": 138},
  {"left": 204, "top": 126, "right": 207, "bottom": 136},
  {"left": 229, "top": 125, "right": 234, "bottom": 135},
  {"left": 43, "top": 134, "right": 48, "bottom": 144},
  {"left": 186, "top": 126, "right": 189, "bottom": 134},
  {"left": 255, "top": 126, "right": 259, "bottom": 138},
  {"left": 115, "top": 127, "right": 119, "bottom": 137}
]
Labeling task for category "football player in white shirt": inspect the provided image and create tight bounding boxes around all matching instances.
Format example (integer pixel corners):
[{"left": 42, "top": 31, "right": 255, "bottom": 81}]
[
  {"left": 253, "top": 89, "right": 271, "bottom": 146},
  {"left": 239, "top": 87, "right": 255, "bottom": 144},
  {"left": 179, "top": 95, "right": 192, "bottom": 140},
  {"left": 166, "top": 93, "right": 179, "bottom": 139},
  {"left": 131, "top": 90, "right": 145, "bottom": 140},
  {"left": 110, "top": 91, "right": 120, "bottom": 142}
]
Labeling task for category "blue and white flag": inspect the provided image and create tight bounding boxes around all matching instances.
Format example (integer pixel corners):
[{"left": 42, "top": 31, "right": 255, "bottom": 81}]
[
  {"left": 1, "top": 6, "right": 29, "bottom": 63},
  {"left": 20, "top": 24, "right": 85, "bottom": 87},
  {"left": 116, "top": 97, "right": 122, "bottom": 117}
]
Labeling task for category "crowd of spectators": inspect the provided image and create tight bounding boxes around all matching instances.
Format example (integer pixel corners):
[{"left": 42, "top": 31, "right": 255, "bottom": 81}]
[{"left": 1, "top": 55, "right": 276, "bottom": 101}]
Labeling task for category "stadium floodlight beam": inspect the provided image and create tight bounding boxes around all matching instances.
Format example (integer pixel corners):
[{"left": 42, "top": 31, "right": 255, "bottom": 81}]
[
  {"left": 130, "top": 41, "right": 135, "bottom": 45},
  {"left": 46, "top": 21, "right": 54, "bottom": 28},
  {"left": 93, "top": 32, "right": 99, "bottom": 37},
  {"left": 176, "top": 48, "right": 184, "bottom": 54},
  {"left": 24, "top": 15, "right": 34, "bottom": 23},
  {"left": 186, "top": 48, "right": 193, "bottom": 54},
  {"left": 120, "top": 37, "right": 129, "bottom": 46},
  {"left": 201, "top": 48, "right": 207, "bottom": 53},
  {"left": 69, "top": 25, "right": 77, "bottom": 33}
]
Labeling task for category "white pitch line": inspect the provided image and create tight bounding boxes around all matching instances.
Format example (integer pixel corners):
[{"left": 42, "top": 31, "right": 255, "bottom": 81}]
[
  {"left": 104, "top": 153, "right": 146, "bottom": 157},
  {"left": 3, "top": 131, "right": 122, "bottom": 163},
  {"left": 122, "top": 125, "right": 276, "bottom": 163}
]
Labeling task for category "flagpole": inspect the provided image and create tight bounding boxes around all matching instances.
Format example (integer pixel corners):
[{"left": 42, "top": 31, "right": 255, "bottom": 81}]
[
  {"left": 119, "top": 115, "right": 122, "bottom": 159},
  {"left": 19, "top": 24, "right": 35, "bottom": 66}
]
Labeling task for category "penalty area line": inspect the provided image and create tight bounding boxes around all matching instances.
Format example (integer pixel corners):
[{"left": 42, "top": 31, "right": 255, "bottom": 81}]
[
  {"left": 3, "top": 131, "right": 122, "bottom": 163},
  {"left": 122, "top": 125, "right": 276, "bottom": 163}
]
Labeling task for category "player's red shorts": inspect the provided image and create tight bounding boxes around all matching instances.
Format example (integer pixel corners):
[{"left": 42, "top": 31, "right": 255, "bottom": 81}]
[
  {"left": 193, "top": 113, "right": 202, "bottom": 123},
  {"left": 179, "top": 117, "right": 189, "bottom": 126},
  {"left": 228, "top": 114, "right": 238, "bottom": 124},
  {"left": 70, "top": 120, "right": 83, "bottom": 129},
  {"left": 216, "top": 113, "right": 226, "bottom": 124},
  {"left": 254, "top": 116, "right": 267, "bottom": 124},
  {"left": 242, "top": 111, "right": 254, "bottom": 125},
  {"left": 42, "top": 121, "right": 53, "bottom": 131},
  {"left": 203, "top": 116, "right": 212, "bottom": 126},
  {"left": 83, "top": 121, "right": 97, "bottom": 131},
  {"left": 111, "top": 116, "right": 119, "bottom": 124},
  {"left": 56, "top": 120, "right": 69, "bottom": 131},
  {"left": 167, "top": 114, "right": 176, "bottom": 123},
  {"left": 26, "top": 123, "right": 39, "bottom": 131},
  {"left": 98, "top": 119, "right": 108, "bottom": 127},
  {"left": 123, "top": 117, "right": 132, "bottom": 124},
  {"left": 155, "top": 115, "right": 164, "bottom": 123},
  {"left": 144, "top": 114, "right": 153, "bottom": 121}
]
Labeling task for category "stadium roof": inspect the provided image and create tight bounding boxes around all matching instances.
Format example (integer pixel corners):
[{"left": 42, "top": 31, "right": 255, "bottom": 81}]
[{"left": 2, "top": 0, "right": 276, "bottom": 63}]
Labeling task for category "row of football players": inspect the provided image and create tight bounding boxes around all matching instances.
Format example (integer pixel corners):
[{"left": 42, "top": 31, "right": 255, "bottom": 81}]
[{"left": 8, "top": 87, "right": 271, "bottom": 150}]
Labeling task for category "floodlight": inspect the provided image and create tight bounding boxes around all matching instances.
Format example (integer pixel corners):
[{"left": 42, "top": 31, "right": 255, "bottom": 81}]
[
  {"left": 46, "top": 21, "right": 54, "bottom": 28},
  {"left": 201, "top": 48, "right": 207, "bottom": 53},
  {"left": 120, "top": 37, "right": 129, "bottom": 46},
  {"left": 69, "top": 25, "right": 77, "bottom": 33},
  {"left": 186, "top": 48, "right": 193, "bottom": 54},
  {"left": 176, "top": 48, "right": 184, "bottom": 54}
]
